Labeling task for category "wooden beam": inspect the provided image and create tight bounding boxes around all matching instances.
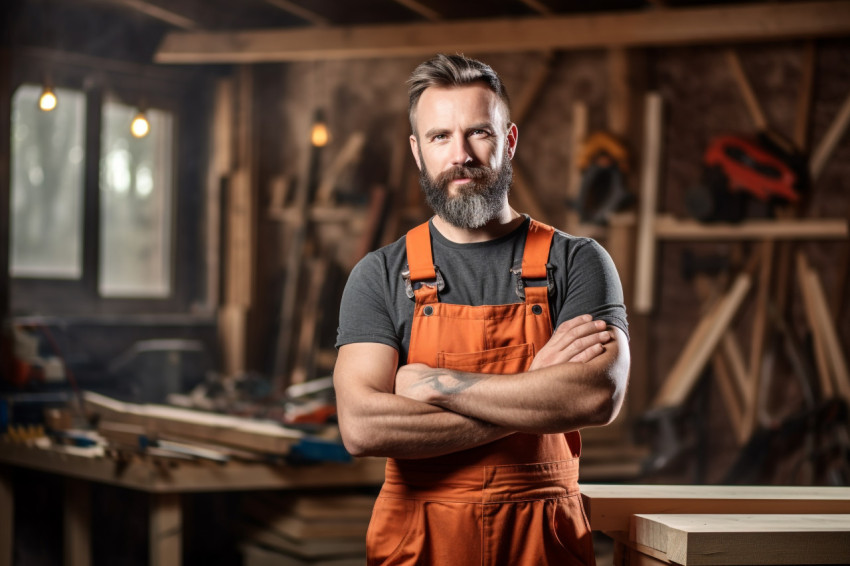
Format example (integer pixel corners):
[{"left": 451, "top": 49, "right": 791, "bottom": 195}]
[
  {"left": 263, "top": 0, "right": 330, "bottom": 26},
  {"left": 64, "top": 479, "right": 91, "bottom": 566},
  {"left": 519, "top": 0, "right": 553, "bottom": 16},
  {"left": 654, "top": 215, "right": 849, "bottom": 240},
  {"left": 155, "top": 1, "right": 850, "bottom": 63},
  {"left": 391, "top": 0, "right": 443, "bottom": 21},
  {"left": 103, "top": 0, "right": 200, "bottom": 30}
]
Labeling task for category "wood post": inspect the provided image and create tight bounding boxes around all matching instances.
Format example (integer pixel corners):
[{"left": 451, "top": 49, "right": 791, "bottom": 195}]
[
  {"left": 149, "top": 493, "right": 182, "bottom": 566},
  {"left": 634, "top": 92, "right": 663, "bottom": 315},
  {"left": 64, "top": 478, "right": 91, "bottom": 566}
]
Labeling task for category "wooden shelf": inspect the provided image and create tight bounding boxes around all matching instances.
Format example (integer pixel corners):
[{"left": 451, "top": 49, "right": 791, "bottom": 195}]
[{"left": 654, "top": 214, "right": 849, "bottom": 241}]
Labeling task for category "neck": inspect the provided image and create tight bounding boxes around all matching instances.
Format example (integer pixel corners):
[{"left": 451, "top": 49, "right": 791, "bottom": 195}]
[{"left": 432, "top": 206, "right": 524, "bottom": 244}]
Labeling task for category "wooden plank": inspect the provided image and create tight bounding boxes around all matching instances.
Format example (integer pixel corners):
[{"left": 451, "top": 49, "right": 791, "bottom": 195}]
[
  {"left": 805, "top": 259, "right": 850, "bottom": 404},
  {"left": 725, "top": 49, "right": 769, "bottom": 131},
  {"left": 290, "top": 258, "right": 328, "bottom": 384},
  {"left": 743, "top": 240, "right": 774, "bottom": 438},
  {"left": 796, "top": 253, "right": 835, "bottom": 398},
  {"left": 150, "top": 493, "right": 181, "bottom": 566},
  {"left": 0, "top": 466, "right": 13, "bottom": 566},
  {"left": 0, "top": 442, "right": 385, "bottom": 493},
  {"left": 315, "top": 132, "right": 366, "bottom": 204},
  {"left": 566, "top": 102, "right": 588, "bottom": 233},
  {"left": 64, "top": 478, "right": 91, "bottom": 566},
  {"left": 608, "top": 47, "right": 631, "bottom": 138},
  {"left": 633, "top": 514, "right": 850, "bottom": 565},
  {"left": 811, "top": 89, "right": 850, "bottom": 181},
  {"left": 156, "top": 2, "right": 850, "bottom": 63},
  {"left": 654, "top": 215, "right": 849, "bottom": 240},
  {"left": 580, "top": 484, "right": 850, "bottom": 532},
  {"left": 794, "top": 41, "right": 816, "bottom": 149},
  {"left": 204, "top": 78, "right": 233, "bottom": 314},
  {"left": 634, "top": 92, "right": 663, "bottom": 314},
  {"left": 84, "top": 392, "right": 302, "bottom": 455},
  {"left": 652, "top": 273, "right": 751, "bottom": 409}
]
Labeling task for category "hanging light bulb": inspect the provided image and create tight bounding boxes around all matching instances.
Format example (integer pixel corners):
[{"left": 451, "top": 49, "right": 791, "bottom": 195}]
[
  {"left": 39, "top": 86, "right": 57, "bottom": 112},
  {"left": 131, "top": 110, "right": 150, "bottom": 138},
  {"left": 310, "top": 109, "right": 329, "bottom": 147}
]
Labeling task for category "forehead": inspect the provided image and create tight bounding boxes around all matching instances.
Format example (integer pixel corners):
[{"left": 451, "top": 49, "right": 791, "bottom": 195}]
[{"left": 415, "top": 83, "right": 506, "bottom": 130}]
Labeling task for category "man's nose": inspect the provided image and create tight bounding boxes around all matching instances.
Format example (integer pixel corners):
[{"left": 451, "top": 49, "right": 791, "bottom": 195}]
[{"left": 448, "top": 136, "right": 474, "bottom": 166}]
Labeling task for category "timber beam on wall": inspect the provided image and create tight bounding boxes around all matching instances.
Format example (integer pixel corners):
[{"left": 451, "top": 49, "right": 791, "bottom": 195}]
[{"left": 155, "top": 1, "right": 850, "bottom": 63}]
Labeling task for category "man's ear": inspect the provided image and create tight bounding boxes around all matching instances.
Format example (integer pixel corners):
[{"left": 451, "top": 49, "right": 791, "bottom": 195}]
[
  {"left": 410, "top": 134, "right": 422, "bottom": 170},
  {"left": 506, "top": 123, "right": 519, "bottom": 160}
]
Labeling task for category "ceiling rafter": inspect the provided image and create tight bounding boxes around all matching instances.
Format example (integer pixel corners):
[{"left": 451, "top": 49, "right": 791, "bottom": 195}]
[
  {"left": 262, "top": 0, "right": 331, "bottom": 26},
  {"left": 155, "top": 1, "right": 850, "bottom": 63},
  {"left": 390, "top": 0, "right": 443, "bottom": 22},
  {"left": 101, "top": 0, "right": 200, "bottom": 29},
  {"left": 518, "top": 0, "right": 553, "bottom": 16}
]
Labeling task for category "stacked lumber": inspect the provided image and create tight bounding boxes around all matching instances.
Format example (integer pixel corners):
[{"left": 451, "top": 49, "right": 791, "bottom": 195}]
[
  {"left": 241, "top": 492, "right": 374, "bottom": 565},
  {"left": 84, "top": 391, "right": 303, "bottom": 461}
]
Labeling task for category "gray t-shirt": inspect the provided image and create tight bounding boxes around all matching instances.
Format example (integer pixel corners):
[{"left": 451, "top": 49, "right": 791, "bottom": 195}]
[{"left": 336, "top": 216, "right": 628, "bottom": 365}]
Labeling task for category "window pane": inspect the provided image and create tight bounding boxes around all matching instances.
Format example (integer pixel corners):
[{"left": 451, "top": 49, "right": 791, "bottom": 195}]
[
  {"left": 99, "top": 101, "right": 173, "bottom": 298},
  {"left": 10, "top": 85, "right": 86, "bottom": 278}
]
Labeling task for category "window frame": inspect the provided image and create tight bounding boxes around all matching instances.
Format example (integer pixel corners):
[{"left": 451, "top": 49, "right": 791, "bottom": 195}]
[{"left": 8, "top": 51, "right": 210, "bottom": 318}]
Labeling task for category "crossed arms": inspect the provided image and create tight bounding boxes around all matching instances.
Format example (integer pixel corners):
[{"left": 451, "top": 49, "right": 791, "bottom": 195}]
[{"left": 333, "top": 314, "right": 630, "bottom": 459}]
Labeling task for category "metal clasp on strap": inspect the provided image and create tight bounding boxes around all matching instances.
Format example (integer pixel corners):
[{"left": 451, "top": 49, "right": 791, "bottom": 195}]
[
  {"left": 401, "top": 265, "right": 445, "bottom": 299},
  {"left": 510, "top": 264, "right": 554, "bottom": 300}
]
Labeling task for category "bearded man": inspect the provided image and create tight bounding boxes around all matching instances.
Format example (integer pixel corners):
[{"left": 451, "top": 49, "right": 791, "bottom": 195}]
[{"left": 334, "top": 53, "right": 630, "bottom": 566}]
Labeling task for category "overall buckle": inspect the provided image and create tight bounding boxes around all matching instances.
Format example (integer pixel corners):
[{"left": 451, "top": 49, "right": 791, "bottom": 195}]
[
  {"left": 510, "top": 265, "right": 554, "bottom": 300},
  {"left": 401, "top": 266, "right": 445, "bottom": 299}
]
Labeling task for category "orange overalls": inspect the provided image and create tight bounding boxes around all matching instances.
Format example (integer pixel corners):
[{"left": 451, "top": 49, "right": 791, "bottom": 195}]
[{"left": 366, "top": 219, "right": 595, "bottom": 566}]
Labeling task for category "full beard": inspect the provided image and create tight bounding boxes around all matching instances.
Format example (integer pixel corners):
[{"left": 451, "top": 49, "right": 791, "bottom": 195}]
[{"left": 419, "top": 150, "right": 513, "bottom": 229}]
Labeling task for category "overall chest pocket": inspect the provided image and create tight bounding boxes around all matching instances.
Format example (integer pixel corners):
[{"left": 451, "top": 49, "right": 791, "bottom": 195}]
[{"left": 436, "top": 343, "right": 534, "bottom": 374}]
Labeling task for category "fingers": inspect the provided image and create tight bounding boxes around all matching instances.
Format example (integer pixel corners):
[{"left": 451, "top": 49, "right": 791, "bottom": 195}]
[{"left": 530, "top": 315, "right": 614, "bottom": 370}]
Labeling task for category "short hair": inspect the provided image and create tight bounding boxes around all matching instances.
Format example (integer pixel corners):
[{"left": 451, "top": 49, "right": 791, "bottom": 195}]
[{"left": 407, "top": 53, "right": 511, "bottom": 135}]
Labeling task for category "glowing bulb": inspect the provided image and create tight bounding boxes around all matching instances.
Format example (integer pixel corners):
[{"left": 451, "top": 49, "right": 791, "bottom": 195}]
[
  {"left": 131, "top": 112, "right": 150, "bottom": 138},
  {"left": 311, "top": 121, "right": 329, "bottom": 147},
  {"left": 39, "top": 88, "right": 57, "bottom": 111}
]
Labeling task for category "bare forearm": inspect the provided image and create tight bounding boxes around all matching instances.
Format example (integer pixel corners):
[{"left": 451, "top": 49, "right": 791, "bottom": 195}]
[
  {"left": 400, "top": 329, "right": 630, "bottom": 434},
  {"left": 337, "top": 390, "right": 512, "bottom": 459}
]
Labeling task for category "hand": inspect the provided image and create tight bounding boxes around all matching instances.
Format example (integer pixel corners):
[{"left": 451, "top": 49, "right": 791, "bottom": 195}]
[{"left": 529, "top": 314, "right": 613, "bottom": 371}]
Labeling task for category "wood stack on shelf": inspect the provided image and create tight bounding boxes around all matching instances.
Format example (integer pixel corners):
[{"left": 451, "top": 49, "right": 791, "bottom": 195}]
[{"left": 240, "top": 492, "right": 375, "bottom": 566}]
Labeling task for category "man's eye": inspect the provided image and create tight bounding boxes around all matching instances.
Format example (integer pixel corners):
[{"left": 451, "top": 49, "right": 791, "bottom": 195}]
[
  {"left": 471, "top": 130, "right": 489, "bottom": 137},
  {"left": 432, "top": 134, "right": 447, "bottom": 141}
]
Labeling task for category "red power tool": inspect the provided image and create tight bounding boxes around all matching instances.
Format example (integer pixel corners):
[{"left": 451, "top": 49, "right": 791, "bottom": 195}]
[{"left": 685, "top": 134, "right": 804, "bottom": 223}]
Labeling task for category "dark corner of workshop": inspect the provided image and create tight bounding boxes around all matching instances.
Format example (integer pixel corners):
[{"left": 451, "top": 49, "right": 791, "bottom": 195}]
[{"left": 1, "top": 1, "right": 849, "bottom": 565}]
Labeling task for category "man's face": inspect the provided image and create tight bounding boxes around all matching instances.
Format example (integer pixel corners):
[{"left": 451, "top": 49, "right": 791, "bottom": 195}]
[{"left": 410, "top": 83, "right": 518, "bottom": 229}]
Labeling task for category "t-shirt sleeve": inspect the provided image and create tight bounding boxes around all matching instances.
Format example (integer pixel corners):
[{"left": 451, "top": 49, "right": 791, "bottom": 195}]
[
  {"left": 335, "top": 251, "right": 401, "bottom": 351},
  {"left": 556, "top": 238, "right": 629, "bottom": 339}
]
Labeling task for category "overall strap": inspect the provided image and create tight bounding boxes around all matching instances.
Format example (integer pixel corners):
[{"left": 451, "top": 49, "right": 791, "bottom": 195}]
[
  {"left": 515, "top": 220, "right": 555, "bottom": 305},
  {"left": 404, "top": 221, "right": 442, "bottom": 304},
  {"left": 521, "top": 220, "right": 555, "bottom": 279}
]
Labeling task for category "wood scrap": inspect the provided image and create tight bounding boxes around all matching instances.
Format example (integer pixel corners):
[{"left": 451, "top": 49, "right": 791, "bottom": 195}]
[
  {"left": 315, "top": 132, "right": 366, "bottom": 205},
  {"left": 84, "top": 392, "right": 302, "bottom": 456}
]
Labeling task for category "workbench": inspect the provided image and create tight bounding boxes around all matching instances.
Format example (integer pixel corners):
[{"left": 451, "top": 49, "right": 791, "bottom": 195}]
[
  {"left": 0, "top": 442, "right": 385, "bottom": 566},
  {"left": 581, "top": 484, "right": 850, "bottom": 565}
]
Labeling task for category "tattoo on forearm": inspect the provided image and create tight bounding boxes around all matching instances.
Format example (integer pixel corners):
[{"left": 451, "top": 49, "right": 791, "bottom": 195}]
[{"left": 421, "top": 369, "right": 481, "bottom": 396}]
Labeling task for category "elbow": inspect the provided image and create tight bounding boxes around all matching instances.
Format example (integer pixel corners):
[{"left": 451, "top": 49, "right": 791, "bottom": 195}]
[
  {"left": 589, "top": 372, "right": 628, "bottom": 427},
  {"left": 338, "top": 423, "right": 380, "bottom": 458}
]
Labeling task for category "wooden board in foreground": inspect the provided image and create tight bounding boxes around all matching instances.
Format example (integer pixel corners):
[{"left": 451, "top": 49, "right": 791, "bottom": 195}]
[
  {"left": 633, "top": 514, "right": 850, "bottom": 565},
  {"left": 580, "top": 484, "right": 850, "bottom": 532}
]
